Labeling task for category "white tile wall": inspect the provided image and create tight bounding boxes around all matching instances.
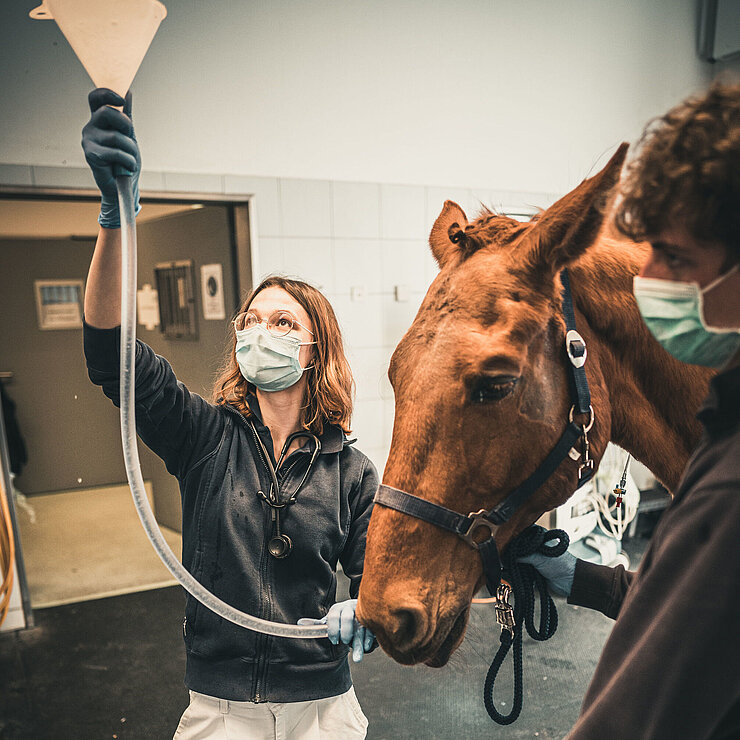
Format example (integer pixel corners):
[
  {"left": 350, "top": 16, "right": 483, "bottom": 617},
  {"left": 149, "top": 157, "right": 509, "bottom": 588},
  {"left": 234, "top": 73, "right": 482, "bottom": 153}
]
[
  {"left": 380, "top": 239, "right": 431, "bottom": 294},
  {"left": 280, "top": 178, "right": 332, "bottom": 238},
  {"left": 333, "top": 239, "right": 383, "bottom": 295},
  {"left": 253, "top": 237, "right": 284, "bottom": 281},
  {"left": 225, "top": 175, "right": 281, "bottom": 237},
  {"left": 162, "top": 171, "right": 224, "bottom": 194},
  {"left": 329, "top": 294, "right": 385, "bottom": 350},
  {"left": 347, "top": 347, "right": 393, "bottom": 401},
  {"left": 380, "top": 184, "right": 426, "bottom": 240},
  {"left": 281, "top": 238, "right": 334, "bottom": 293},
  {"left": 332, "top": 182, "right": 381, "bottom": 239},
  {"left": 33, "top": 165, "right": 93, "bottom": 189}
]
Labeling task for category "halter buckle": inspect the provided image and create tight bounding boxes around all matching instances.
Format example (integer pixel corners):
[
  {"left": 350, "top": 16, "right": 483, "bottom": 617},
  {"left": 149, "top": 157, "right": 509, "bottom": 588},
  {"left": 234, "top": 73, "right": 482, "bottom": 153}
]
[
  {"left": 461, "top": 509, "right": 498, "bottom": 547},
  {"left": 566, "top": 329, "right": 587, "bottom": 368}
]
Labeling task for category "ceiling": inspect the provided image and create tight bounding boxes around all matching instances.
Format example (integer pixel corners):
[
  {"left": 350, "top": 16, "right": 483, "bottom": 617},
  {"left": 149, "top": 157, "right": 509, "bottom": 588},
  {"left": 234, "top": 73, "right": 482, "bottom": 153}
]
[{"left": 0, "top": 199, "right": 203, "bottom": 239}]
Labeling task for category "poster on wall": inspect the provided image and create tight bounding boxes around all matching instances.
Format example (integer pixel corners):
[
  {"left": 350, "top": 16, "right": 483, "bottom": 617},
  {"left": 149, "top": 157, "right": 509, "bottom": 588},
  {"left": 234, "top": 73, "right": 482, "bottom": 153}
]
[
  {"left": 34, "top": 280, "right": 84, "bottom": 330},
  {"left": 200, "top": 263, "right": 226, "bottom": 320}
]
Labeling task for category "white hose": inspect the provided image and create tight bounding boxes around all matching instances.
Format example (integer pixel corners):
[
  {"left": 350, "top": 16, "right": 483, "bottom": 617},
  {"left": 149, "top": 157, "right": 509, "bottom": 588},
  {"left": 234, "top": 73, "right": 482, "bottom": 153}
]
[{"left": 116, "top": 175, "right": 327, "bottom": 639}]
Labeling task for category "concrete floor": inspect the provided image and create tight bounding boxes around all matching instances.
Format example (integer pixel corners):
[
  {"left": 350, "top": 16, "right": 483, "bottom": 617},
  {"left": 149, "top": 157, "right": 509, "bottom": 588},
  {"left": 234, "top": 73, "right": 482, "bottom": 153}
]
[
  {"left": 15, "top": 483, "right": 181, "bottom": 607},
  {"left": 0, "top": 535, "right": 650, "bottom": 739}
]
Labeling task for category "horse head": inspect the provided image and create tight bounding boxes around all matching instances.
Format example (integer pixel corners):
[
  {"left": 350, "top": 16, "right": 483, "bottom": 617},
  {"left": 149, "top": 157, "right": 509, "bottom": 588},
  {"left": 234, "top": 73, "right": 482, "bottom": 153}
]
[{"left": 357, "top": 144, "right": 711, "bottom": 666}]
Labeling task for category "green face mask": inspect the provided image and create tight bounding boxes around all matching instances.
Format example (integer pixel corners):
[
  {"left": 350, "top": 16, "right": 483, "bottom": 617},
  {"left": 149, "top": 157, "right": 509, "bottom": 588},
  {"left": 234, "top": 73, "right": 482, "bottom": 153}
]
[{"left": 633, "top": 267, "right": 740, "bottom": 368}]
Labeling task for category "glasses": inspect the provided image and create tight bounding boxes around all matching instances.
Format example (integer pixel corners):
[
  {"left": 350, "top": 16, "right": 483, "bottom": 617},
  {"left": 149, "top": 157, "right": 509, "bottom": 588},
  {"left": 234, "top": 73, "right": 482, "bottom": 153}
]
[{"left": 233, "top": 309, "right": 314, "bottom": 338}]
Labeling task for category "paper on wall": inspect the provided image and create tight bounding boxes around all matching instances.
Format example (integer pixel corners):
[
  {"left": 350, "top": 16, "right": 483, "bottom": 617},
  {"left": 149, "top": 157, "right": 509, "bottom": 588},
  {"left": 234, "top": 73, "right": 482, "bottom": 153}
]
[{"left": 201, "top": 263, "right": 226, "bottom": 320}]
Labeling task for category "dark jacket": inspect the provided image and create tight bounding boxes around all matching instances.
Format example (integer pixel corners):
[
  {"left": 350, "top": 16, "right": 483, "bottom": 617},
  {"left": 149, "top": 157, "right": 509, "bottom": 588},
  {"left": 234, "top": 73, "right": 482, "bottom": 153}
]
[
  {"left": 83, "top": 323, "right": 378, "bottom": 703},
  {"left": 567, "top": 364, "right": 740, "bottom": 740}
]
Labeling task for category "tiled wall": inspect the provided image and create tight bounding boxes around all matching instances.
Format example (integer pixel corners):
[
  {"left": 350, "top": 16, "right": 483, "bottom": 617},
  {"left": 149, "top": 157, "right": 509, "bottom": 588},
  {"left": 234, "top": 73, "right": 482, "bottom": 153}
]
[
  {"left": 229, "top": 174, "right": 558, "bottom": 477},
  {"left": 0, "top": 163, "right": 558, "bottom": 477}
]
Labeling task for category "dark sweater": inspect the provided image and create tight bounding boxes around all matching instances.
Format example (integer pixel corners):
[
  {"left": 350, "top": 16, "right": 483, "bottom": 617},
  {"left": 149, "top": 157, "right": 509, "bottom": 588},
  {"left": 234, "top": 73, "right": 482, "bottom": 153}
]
[
  {"left": 566, "top": 364, "right": 740, "bottom": 739},
  {"left": 84, "top": 323, "right": 378, "bottom": 703}
]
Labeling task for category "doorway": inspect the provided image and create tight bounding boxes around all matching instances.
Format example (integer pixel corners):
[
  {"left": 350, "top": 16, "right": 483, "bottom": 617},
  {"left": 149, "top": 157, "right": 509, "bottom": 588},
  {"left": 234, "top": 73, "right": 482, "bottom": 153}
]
[{"left": 0, "top": 190, "right": 251, "bottom": 608}]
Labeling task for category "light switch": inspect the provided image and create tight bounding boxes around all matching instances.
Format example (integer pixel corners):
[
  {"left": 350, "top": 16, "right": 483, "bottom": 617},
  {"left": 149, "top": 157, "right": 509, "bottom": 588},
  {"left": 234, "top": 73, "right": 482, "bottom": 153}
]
[{"left": 351, "top": 285, "right": 366, "bottom": 302}]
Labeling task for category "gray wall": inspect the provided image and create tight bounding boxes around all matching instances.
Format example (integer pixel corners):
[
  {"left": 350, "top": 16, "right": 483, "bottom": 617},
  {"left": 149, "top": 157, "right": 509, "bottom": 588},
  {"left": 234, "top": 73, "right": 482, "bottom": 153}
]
[
  {"left": 0, "top": 204, "right": 237, "bottom": 532},
  {"left": 0, "top": 235, "right": 123, "bottom": 494},
  {"left": 132, "top": 205, "right": 238, "bottom": 530}
]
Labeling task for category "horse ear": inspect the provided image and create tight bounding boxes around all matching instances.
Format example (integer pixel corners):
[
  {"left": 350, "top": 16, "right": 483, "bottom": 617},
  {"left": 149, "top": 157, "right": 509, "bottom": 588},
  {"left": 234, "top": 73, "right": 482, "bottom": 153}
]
[
  {"left": 526, "top": 143, "right": 629, "bottom": 273},
  {"left": 429, "top": 200, "right": 469, "bottom": 268}
]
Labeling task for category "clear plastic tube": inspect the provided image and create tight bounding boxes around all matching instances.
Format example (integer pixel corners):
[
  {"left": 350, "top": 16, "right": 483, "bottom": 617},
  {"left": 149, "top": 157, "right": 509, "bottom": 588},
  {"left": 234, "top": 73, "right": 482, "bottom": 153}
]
[{"left": 116, "top": 176, "right": 327, "bottom": 639}]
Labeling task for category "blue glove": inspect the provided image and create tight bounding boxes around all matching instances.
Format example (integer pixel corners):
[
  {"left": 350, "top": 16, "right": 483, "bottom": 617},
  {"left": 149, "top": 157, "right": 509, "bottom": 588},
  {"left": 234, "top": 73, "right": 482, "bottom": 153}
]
[
  {"left": 298, "top": 599, "right": 375, "bottom": 662},
  {"left": 81, "top": 88, "right": 141, "bottom": 228},
  {"left": 518, "top": 540, "right": 577, "bottom": 596}
]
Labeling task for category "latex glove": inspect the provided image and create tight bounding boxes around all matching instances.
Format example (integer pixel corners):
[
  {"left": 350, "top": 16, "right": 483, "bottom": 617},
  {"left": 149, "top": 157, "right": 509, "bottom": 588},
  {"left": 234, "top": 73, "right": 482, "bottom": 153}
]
[
  {"left": 298, "top": 599, "right": 375, "bottom": 662},
  {"left": 81, "top": 88, "right": 141, "bottom": 228},
  {"left": 518, "top": 540, "right": 577, "bottom": 597}
]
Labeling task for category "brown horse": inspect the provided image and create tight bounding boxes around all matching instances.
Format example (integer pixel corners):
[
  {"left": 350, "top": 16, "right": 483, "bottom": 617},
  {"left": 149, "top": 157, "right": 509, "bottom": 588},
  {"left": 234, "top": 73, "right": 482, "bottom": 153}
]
[{"left": 356, "top": 145, "right": 714, "bottom": 667}]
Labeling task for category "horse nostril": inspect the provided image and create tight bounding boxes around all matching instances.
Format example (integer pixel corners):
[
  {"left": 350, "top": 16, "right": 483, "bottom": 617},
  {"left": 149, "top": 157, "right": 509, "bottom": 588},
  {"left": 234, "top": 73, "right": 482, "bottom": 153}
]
[{"left": 388, "top": 604, "right": 428, "bottom": 650}]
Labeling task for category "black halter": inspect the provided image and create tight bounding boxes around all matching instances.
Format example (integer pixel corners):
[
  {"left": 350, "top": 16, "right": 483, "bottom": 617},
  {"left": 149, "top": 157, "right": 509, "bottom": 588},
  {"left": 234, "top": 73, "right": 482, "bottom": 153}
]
[{"left": 374, "top": 268, "right": 595, "bottom": 591}]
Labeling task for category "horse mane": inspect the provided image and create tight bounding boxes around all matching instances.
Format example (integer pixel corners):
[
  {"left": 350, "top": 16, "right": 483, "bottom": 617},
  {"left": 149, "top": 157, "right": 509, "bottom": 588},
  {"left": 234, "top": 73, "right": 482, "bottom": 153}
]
[{"left": 451, "top": 209, "right": 531, "bottom": 259}]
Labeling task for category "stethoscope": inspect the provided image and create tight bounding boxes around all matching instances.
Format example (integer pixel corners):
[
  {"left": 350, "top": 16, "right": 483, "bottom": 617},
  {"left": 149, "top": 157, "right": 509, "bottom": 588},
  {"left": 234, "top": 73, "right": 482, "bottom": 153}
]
[{"left": 250, "top": 424, "right": 322, "bottom": 559}]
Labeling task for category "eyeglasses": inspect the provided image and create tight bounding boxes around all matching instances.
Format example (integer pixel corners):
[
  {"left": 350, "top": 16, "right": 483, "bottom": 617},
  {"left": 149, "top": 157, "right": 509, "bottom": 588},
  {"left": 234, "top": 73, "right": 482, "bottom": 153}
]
[{"left": 233, "top": 309, "right": 314, "bottom": 338}]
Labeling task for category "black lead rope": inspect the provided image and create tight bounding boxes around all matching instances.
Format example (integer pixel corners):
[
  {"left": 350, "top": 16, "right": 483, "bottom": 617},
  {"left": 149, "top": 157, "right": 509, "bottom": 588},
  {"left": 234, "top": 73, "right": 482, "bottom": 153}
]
[{"left": 483, "top": 525, "right": 570, "bottom": 725}]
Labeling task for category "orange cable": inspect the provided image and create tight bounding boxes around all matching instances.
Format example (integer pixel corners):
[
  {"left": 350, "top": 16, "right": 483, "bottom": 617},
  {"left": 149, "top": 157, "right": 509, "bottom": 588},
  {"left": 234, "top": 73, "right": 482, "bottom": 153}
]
[{"left": 0, "top": 474, "right": 16, "bottom": 627}]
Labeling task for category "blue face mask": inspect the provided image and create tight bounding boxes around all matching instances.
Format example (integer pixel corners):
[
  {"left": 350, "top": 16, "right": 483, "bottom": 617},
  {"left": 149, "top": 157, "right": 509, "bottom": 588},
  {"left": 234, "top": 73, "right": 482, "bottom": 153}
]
[
  {"left": 633, "top": 266, "right": 740, "bottom": 368},
  {"left": 235, "top": 325, "right": 315, "bottom": 392}
]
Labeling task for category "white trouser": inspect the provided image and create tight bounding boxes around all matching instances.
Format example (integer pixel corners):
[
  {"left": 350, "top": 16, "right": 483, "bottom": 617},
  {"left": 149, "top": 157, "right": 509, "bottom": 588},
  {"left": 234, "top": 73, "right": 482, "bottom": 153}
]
[{"left": 173, "top": 686, "right": 368, "bottom": 740}]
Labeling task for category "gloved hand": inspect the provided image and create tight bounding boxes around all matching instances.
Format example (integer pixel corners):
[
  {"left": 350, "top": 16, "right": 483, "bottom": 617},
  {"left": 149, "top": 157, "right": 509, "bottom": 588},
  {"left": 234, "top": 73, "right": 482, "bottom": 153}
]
[
  {"left": 81, "top": 88, "right": 141, "bottom": 228},
  {"left": 298, "top": 599, "right": 375, "bottom": 662},
  {"left": 518, "top": 539, "right": 578, "bottom": 597}
]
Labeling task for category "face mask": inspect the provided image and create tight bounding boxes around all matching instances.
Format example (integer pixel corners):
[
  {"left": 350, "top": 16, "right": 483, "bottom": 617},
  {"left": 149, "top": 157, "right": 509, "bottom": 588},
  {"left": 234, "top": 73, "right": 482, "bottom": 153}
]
[
  {"left": 235, "top": 325, "right": 315, "bottom": 392},
  {"left": 633, "top": 266, "right": 740, "bottom": 368}
]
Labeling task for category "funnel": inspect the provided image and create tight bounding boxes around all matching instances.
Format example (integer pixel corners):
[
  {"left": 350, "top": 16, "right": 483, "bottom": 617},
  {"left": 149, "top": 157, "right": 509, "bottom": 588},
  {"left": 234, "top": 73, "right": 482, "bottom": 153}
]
[{"left": 30, "top": 0, "right": 167, "bottom": 97}]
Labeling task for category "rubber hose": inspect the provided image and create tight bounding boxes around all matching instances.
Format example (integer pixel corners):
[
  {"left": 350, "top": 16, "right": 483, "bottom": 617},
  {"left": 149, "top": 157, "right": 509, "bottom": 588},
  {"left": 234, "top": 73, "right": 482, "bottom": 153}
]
[{"left": 116, "top": 175, "right": 327, "bottom": 639}]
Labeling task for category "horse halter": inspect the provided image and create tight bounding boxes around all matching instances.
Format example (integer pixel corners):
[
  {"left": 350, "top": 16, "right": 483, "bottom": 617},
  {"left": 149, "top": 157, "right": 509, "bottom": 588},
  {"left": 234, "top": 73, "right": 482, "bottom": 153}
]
[{"left": 374, "top": 268, "right": 595, "bottom": 590}]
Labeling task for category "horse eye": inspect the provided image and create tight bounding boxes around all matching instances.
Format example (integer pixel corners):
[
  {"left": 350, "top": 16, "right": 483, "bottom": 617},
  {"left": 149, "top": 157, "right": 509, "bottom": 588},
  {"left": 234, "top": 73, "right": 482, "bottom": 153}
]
[{"left": 470, "top": 375, "right": 519, "bottom": 403}]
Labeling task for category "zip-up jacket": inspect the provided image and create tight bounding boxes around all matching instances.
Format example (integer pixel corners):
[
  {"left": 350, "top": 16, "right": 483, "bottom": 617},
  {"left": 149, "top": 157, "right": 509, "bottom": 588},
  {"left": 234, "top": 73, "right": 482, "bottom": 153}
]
[
  {"left": 83, "top": 322, "right": 378, "bottom": 703},
  {"left": 566, "top": 363, "right": 740, "bottom": 740}
]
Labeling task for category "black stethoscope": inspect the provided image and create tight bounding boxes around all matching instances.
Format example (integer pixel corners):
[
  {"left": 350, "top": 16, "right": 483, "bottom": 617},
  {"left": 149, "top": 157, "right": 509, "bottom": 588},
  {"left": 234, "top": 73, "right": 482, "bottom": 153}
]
[{"left": 250, "top": 424, "right": 322, "bottom": 559}]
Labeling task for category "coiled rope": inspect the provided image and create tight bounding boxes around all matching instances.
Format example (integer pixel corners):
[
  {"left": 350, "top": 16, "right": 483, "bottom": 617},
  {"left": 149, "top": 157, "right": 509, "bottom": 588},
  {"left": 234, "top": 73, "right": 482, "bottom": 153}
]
[{"left": 483, "top": 525, "right": 569, "bottom": 724}]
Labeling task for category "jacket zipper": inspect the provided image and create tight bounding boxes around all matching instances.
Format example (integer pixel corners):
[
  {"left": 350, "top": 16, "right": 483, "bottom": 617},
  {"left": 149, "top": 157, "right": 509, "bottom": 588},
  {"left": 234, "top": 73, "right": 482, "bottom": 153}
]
[{"left": 225, "top": 406, "right": 309, "bottom": 702}]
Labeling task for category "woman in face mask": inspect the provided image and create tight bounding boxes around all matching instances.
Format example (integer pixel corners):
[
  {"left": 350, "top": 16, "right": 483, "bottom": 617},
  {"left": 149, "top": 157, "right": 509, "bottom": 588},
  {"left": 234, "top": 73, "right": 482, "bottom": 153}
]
[
  {"left": 519, "top": 82, "right": 740, "bottom": 740},
  {"left": 81, "top": 89, "right": 376, "bottom": 739}
]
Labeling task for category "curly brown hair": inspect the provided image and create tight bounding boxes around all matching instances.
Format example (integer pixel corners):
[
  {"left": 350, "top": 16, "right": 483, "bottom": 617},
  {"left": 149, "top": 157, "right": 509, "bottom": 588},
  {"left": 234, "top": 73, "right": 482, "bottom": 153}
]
[
  {"left": 213, "top": 276, "right": 354, "bottom": 436},
  {"left": 614, "top": 81, "right": 740, "bottom": 257}
]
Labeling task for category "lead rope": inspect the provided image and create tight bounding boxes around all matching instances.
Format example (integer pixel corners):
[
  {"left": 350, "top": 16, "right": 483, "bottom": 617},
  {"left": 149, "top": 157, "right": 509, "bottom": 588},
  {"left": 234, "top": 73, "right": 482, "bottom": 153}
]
[{"left": 483, "top": 525, "right": 570, "bottom": 724}]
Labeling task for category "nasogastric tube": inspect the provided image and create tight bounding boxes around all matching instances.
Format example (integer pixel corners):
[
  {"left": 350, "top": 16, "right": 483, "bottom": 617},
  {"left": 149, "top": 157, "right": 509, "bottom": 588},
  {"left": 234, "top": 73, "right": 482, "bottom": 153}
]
[{"left": 115, "top": 175, "right": 327, "bottom": 639}]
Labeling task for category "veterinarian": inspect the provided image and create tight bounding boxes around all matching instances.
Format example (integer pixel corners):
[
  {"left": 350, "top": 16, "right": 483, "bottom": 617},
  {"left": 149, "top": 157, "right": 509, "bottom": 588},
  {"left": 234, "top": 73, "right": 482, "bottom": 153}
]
[
  {"left": 522, "top": 81, "right": 740, "bottom": 739},
  {"left": 81, "top": 87, "right": 376, "bottom": 739}
]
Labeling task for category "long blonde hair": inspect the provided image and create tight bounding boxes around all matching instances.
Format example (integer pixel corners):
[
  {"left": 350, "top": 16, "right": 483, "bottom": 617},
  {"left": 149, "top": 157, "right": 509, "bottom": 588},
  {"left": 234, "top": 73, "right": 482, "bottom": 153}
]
[{"left": 213, "top": 276, "right": 354, "bottom": 435}]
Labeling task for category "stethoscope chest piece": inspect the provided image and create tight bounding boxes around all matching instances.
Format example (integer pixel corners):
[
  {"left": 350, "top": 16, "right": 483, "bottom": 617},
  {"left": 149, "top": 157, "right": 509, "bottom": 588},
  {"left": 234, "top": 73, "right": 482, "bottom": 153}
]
[{"left": 268, "top": 534, "right": 293, "bottom": 559}]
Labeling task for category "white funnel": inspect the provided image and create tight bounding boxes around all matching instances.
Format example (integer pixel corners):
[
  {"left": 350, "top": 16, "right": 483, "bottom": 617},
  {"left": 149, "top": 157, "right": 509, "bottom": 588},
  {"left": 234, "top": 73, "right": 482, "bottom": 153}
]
[{"left": 30, "top": 0, "right": 167, "bottom": 97}]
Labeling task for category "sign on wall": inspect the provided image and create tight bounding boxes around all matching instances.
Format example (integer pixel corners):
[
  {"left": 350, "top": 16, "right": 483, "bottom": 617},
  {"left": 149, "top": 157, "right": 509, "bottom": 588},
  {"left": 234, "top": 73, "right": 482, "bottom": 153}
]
[
  {"left": 200, "top": 263, "right": 226, "bottom": 321},
  {"left": 34, "top": 280, "right": 84, "bottom": 330}
]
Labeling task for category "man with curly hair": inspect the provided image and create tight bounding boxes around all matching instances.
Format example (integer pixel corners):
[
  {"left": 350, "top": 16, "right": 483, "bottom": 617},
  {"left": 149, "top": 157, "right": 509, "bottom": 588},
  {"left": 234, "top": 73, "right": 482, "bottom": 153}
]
[{"left": 523, "top": 82, "right": 740, "bottom": 739}]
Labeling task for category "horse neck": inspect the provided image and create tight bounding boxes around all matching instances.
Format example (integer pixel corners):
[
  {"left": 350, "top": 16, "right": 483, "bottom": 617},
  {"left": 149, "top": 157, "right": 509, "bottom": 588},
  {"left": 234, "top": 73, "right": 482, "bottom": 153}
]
[{"left": 568, "top": 240, "right": 713, "bottom": 491}]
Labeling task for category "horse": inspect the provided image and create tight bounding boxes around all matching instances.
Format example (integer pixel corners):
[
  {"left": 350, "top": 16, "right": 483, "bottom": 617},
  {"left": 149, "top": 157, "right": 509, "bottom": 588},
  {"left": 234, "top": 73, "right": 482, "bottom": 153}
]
[{"left": 356, "top": 144, "right": 714, "bottom": 667}]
